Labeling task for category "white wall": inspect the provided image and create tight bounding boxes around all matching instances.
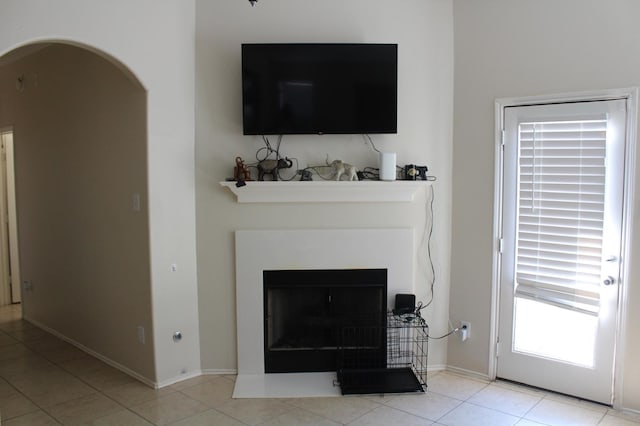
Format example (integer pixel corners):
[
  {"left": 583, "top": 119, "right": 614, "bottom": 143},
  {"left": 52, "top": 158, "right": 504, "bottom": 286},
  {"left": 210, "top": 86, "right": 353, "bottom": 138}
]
[
  {"left": 451, "top": 0, "right": 640, "bottom": 410},
  {"left": 195, "top": 0, "right": 454, "bottom": 371},
  {"left": 0, "top": 0, "right": 200, "bottom": 386}
]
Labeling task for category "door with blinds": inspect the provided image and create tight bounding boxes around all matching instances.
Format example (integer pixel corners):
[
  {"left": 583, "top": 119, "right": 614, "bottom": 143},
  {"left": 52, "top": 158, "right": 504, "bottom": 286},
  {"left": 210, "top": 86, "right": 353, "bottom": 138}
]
[{"left": 497, "top": 99, "right": 626, "bottom": 404}]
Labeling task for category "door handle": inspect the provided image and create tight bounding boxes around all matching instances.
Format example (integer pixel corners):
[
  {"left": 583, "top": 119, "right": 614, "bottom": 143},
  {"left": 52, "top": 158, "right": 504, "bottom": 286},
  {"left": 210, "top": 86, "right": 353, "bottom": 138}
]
[{"left": 603, "top": 276, "right": 616, "bottom": 286}]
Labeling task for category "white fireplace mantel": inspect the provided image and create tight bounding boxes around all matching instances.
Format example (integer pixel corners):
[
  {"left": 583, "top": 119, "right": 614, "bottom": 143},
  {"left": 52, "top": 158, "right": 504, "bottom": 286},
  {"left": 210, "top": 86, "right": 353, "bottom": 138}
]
[{"left": 220, "top": 180, "right": 429, "bottom": 203}]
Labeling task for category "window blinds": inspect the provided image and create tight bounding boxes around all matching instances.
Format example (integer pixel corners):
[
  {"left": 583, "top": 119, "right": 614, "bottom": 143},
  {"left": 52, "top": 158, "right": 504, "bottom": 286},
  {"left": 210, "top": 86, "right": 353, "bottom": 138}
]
[{"left": 515, "top": 119, "right": 607, "bottom": 315}]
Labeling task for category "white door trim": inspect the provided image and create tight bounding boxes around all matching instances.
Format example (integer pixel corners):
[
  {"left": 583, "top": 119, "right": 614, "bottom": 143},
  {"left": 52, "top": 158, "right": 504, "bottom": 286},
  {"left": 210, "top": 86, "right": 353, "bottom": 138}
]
[
  {"left": 491, "top": 88, "right": 638, "bottom": 409},
  {"left": 0, "top": 129, "right": 10, "bottom": 306}
]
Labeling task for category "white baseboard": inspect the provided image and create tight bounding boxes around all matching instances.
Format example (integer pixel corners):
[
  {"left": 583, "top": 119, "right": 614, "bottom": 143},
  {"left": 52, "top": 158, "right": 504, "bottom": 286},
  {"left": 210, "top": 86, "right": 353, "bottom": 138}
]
[
  {"left": 156, "top": 369, "right": 239, "bottom": 388},
  {"left": 445, "top": 365, "right": 491, "bottom": 381},
  {"left": 616, "top": 407, "right": 640, "bottom": 420},
  {"left": 426, "top": 364, "right": 447, "bottom": 372},
  {"left": 23, "top": 315, "right": 158, "bottom": 388},
  {"left": 202, "top": 368, "right": 238, "bottom": 375},
  {"left": 156, "top": 369, "right": 203, "bottom": 389}
]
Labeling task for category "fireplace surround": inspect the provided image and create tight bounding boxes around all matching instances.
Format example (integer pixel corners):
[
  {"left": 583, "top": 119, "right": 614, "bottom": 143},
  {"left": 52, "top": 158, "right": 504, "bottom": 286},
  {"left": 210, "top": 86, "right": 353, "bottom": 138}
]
[{"left": 234, "top": 228, "right": 414, "bottom": 398}]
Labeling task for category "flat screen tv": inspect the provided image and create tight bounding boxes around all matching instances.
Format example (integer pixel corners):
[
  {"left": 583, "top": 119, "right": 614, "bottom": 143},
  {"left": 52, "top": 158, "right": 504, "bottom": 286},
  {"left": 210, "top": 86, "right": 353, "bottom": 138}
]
[{"left": 242, "top": 43, "right": 398, "bottom": 135}]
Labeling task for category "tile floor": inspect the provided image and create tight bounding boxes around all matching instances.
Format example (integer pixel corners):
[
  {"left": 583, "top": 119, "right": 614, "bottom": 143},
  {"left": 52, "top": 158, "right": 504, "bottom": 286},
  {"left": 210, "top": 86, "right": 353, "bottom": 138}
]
[{"left": 1, "top": 303, "right": 640, "bottom": 425}]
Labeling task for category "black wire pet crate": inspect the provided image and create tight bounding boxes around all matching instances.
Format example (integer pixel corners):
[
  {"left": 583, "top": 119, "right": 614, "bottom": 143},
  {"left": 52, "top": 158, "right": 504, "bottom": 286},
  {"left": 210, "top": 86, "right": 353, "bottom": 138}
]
[{"left": 337, "top": 312, "right": 428, "bottom": 395}]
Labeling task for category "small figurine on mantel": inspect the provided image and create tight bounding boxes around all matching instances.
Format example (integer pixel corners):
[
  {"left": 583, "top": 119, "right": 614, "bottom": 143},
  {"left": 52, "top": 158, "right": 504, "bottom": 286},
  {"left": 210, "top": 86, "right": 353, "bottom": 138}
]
[
  {"left": 234, "top": 156, "right": 252, "bottom": 182},
  {"left": 256, "top": 157, "right": 293, "bottom": 181},
  {"left": 329, "top": 159, "right": 359, "bottom": 181}
]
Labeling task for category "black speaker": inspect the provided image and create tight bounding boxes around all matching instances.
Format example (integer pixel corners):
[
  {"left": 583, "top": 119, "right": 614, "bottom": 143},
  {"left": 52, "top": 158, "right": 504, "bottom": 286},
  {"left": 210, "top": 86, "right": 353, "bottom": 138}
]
[{"left": 393, "top": 293, "right": 416, "bottom": 315}]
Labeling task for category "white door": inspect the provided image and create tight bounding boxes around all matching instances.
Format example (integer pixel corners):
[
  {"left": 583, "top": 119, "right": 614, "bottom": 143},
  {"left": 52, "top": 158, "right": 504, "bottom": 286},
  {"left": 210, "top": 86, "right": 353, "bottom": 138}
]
[{"left": 497, "top": 99, "right": 627, "bottom": 404}]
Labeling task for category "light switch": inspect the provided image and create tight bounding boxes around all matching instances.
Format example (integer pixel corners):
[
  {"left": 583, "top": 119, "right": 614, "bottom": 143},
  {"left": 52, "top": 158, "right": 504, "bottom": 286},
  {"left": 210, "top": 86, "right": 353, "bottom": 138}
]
[{"left": 132, "top": 193, "right": 141, "bottom": 212}]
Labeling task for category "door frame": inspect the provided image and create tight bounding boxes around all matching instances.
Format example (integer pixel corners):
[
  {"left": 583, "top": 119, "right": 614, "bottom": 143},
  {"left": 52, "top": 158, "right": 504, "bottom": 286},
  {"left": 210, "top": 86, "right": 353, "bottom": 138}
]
[
  {"left": 0, "top": 126, "right": 21, "bottom": 305},
  {"left": 3, "top": 129, "right": 20, "bottom": 304},
  {"left": 490, "top": 88, "right": 638, "bottom": 409}
]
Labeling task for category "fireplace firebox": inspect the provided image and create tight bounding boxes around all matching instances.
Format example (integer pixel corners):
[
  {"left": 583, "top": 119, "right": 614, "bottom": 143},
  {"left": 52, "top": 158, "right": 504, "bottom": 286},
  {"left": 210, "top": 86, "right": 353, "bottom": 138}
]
[{"left": 263, "top": 268, "right": 387, "bottom": 373}]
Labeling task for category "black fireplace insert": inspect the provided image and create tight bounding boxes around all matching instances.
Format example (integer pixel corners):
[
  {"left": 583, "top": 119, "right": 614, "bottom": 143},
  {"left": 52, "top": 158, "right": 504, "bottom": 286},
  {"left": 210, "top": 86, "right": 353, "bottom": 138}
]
[{"left": 263, "top": 268, "right": 387, "bottom": 373}]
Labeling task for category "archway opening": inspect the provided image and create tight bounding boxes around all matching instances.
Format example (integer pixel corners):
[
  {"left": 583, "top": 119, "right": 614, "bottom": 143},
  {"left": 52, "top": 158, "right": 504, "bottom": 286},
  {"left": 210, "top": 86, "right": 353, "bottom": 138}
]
[{"left": 0, "top": 42, "right": 154, "bottom": 381}]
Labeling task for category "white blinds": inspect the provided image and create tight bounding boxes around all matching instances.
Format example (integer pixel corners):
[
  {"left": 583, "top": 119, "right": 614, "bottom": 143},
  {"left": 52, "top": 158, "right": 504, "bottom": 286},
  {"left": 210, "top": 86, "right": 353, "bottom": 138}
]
[{"left": 515, "top": 119, "right": 607, "bottom": 315}]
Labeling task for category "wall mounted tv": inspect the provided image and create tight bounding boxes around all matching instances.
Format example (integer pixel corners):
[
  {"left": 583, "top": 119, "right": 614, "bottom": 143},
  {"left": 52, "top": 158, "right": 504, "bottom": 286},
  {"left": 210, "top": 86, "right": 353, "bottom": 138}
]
[{"left": 242, "top": 43, "right": 398, "bottom": 135}]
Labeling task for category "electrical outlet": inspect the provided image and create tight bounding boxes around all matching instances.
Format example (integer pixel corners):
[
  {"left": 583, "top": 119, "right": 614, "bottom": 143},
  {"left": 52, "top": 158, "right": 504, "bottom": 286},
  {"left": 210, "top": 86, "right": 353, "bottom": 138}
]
[
  {"left": 460, "top": 321, "right": 470, "bottom": 342},
  {"left": 137, "top": 326, "right": 145, "bottom": 344}
]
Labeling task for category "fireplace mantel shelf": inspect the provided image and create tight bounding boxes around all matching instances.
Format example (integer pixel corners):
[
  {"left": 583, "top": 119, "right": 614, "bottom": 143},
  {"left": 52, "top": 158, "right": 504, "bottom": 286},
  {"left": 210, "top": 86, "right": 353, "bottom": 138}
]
[{"left": 220, "top": 181, "right": 430, "bottom": 203}]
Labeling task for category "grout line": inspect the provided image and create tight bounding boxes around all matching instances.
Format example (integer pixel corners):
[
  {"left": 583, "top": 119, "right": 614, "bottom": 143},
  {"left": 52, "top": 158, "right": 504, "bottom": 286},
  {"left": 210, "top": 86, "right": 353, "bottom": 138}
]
[
  {"left": 0, "top": 314, "right": 146, "bottom": 425},
  {"left": 343, "top": 398, "right": 384, "bottom": 425},
  {"left": 0, "top": 352, "right": 58, "bottom": 423},
  {"left": 462, "top": 399, "right": 527, "bottom": 421}
]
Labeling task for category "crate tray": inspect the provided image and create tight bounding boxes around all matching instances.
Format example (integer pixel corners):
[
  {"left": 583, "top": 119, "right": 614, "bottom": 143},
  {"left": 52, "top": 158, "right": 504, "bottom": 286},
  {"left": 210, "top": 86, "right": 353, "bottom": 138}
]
[{"left": 338, "top": 367, "right": 425, "bottom": 395}]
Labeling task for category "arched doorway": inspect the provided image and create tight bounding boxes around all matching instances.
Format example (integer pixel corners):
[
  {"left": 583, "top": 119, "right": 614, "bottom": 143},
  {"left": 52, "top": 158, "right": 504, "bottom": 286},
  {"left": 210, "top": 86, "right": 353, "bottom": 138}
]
[{"left": 0, "top": 42, "right": 155, "bottom": 381}]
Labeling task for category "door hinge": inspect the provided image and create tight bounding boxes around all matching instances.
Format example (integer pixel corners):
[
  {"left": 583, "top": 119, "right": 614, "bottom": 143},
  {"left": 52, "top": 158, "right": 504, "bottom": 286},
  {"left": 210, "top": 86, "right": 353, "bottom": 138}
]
[
  {"left": 498, "top": 238, "right": 504, "bottom": 254},
  {"left": 496, "top": 340, "right": 501, "bottom": 357},
  {"left": 500, "top": 129, "right": 505, "bottom": 146}
]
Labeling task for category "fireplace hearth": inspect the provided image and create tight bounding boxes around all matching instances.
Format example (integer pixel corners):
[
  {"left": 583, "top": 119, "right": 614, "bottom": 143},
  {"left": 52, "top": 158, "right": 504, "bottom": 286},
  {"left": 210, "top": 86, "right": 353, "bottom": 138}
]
[{"left": 263, "top": 268, "right": 387, "bottom": 373}]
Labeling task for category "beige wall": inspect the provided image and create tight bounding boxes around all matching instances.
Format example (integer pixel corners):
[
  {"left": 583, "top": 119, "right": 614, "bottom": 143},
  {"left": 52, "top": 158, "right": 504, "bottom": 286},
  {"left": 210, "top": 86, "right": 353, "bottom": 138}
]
[
  {"left": 0, "top": 44, "right": 154, "bottom": 379},
  {"left": 450, "top": 0, "right": 640, "bottom": 410},
  {"left": 194, "top": 0, "right": 454, "bottom": 371}
]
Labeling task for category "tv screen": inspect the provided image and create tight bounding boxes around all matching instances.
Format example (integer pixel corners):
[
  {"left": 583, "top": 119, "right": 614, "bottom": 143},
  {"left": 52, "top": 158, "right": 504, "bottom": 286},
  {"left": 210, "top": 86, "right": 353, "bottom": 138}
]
[{"left": 242, "top": 43, "right": 398, "bottom": 135}]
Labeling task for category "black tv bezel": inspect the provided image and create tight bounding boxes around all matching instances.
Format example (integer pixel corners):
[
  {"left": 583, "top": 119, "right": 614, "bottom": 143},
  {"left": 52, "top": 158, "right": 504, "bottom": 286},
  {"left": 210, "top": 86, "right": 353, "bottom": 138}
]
[{"left": 241, "top": 43, "right": 398, "bottom": 136}]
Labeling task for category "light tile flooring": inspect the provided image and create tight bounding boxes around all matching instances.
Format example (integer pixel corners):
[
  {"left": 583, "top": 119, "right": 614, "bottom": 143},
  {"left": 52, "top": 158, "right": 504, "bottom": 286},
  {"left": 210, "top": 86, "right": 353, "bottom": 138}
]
[{"left": 1, "top": 304, "right": 640, "bottom": 425}]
